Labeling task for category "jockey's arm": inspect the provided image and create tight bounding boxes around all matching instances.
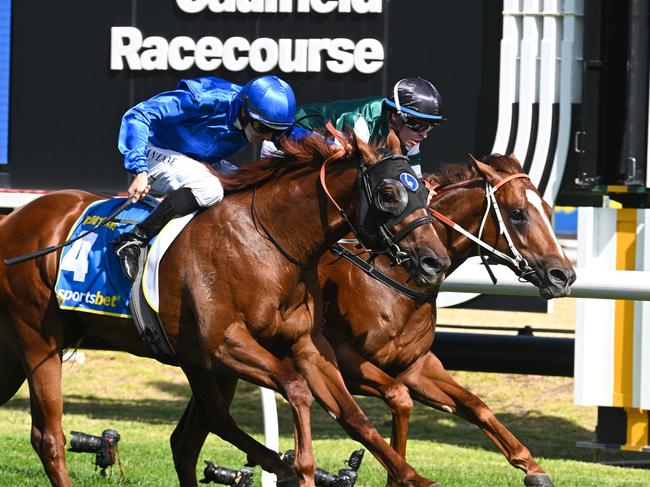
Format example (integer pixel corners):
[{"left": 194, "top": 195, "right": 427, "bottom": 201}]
[{"left": 117, "top": 89, "right": 205, "bottom": 177}]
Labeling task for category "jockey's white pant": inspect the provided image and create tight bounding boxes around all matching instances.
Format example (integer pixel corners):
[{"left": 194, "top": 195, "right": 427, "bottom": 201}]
[{"left": 145, "top": 145, "right": 224, "bottom": 207}]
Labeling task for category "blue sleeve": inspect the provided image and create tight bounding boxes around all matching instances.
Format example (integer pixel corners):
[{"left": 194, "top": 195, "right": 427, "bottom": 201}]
[{"left": 117, "top": 88, "right": 205, "bottom": 175}]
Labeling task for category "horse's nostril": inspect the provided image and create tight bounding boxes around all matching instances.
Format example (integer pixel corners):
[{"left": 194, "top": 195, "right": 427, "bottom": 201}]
[
  {"left": 421, "top": 256, "right": 443, "bottom": 274},
  {"left": 549, "top": 267, "right": 569, "bottom": 285}
]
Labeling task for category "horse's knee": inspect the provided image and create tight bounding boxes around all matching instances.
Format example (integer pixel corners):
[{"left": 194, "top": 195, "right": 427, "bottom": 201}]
[
  {"left": 30, "top": 426, "right": 43, "bottom": 453},
  {"left": 465, "top": 395, "right": 492, "bottom": 423},
  {"left": 339, "top": 407, "right": 374, "bottom": 437},
  {"left": 31, "top": 427, "right": 65, "bottom": 466},
  {"left": 283, "top": 375, "right": 313, "bottom": 410},
  {"left": 382, "top": 382, "right": 413, "bottom": 417},
  {"left": 293, "top": 451, "right": 315, "bottom": 482},
  {"left": 170, "top": 428, "right": 188, "bottom": 462}
]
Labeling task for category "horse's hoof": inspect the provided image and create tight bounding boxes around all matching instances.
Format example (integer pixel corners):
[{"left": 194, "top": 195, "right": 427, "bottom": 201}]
[
  {"left": 276, "top": 476, "right": 299, "bottom": 487},
  {"left": 524, "top": 473, "right": 555, "bottom": 487}
]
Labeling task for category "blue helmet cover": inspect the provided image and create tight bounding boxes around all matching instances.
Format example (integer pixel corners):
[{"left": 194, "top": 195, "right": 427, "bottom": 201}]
[{"left": 238, "top": 76, "right": 296, "bottom": 129}]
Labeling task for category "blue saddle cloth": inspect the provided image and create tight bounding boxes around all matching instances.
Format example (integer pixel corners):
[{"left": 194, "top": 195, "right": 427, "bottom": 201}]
[{"left": 54, "top": 198, "right": 156, "bottom": 318}]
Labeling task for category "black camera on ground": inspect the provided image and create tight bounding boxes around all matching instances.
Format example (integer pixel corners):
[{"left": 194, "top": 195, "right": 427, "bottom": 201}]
[
  {"left": 200, "top": 460, "right": 254, "bottom": 486},
  {"left": 68, "top": 429, "right": 121, "bottom": 477},
  {"left": 282, "top": 448, "right": 365, "bottom": 487}
]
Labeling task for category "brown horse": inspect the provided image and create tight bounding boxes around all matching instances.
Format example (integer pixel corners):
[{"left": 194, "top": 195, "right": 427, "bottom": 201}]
[
  {"left": 0, "top": 134, "right": 450, "bottom": 486},
  {"left": 169, "top": 154, "right": 575, "bottom": 487},
  {"left": 318, "top": 154, "right": 575, "bottom": 487}
]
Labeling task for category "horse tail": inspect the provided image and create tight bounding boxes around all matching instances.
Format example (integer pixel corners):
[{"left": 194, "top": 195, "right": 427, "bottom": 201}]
[{"left": 0, "top": 337, "right": 26, "bottom": 406}]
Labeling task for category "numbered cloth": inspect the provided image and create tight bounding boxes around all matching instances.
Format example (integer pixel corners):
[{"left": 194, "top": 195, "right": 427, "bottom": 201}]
[{"left": 54, "top": 198, "right": 195, "bottom": 317}]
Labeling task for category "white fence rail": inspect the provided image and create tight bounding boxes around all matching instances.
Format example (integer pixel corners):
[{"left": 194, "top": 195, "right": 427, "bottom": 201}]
[{"left": 440, "top": 264, "right": 650, "bottom": 301}]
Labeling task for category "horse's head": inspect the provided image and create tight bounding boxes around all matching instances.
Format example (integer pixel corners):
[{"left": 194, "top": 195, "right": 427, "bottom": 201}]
[
  {"left": 471, "top": 154, "right": 576, "bottom": 299},
  {"left": 351, "top": 132, "right": 450, "bottom": 286}
]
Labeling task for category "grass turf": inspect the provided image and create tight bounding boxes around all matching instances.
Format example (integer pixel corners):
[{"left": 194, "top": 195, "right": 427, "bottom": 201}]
[{"left": 1, "top": 350, "right": 648, "bottom": 486}]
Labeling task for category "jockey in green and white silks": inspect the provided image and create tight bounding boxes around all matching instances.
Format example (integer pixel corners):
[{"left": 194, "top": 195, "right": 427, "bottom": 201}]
[
  {"left": 112, "top": 75, "right": 305, "bottom": 281},
  {"left": 292, "top": 77, "right": 445, "bottom": 177}
]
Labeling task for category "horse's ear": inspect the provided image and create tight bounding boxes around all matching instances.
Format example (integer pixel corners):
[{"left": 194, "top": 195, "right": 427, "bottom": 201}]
[
  {"left": 506, "top": 152, "right": 523, "bottom": 169},
  {"left": 386, "top": 129, "right": 401, "bottom": 154},
  {"left": 356, "top": 133, "right": 378, "bottom": 164},
  {"left": 469, "top": 154, "right": 502, "bottom": 186},
  {"left": 506, "top": 152, "right": 520, "bottom": 163}
]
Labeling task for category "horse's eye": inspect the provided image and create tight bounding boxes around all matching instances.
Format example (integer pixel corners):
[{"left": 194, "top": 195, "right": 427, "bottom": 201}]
[
  {"left": 375, "top": 181, "right": 408, "bottom": 215},
  {"left": 380, "top": 189, "right": 396, "bottom": 202},
  {"left": 510, "top": 208, "right": 525, "bottom": 221}
]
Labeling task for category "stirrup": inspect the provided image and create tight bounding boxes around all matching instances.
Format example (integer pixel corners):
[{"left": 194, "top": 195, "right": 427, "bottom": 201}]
[{"left": 112, "top": 234, "right": 146, "bottom": 281}]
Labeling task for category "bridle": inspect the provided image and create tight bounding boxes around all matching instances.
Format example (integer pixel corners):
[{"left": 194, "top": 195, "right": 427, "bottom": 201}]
[
  {"left": 252, "top": 125, "right": 435, "bottom": 270},
  {"left": 319, "top": 124, "right": 434, "bottom": 265},
  {"left": 429, "top": 172, "right": 536, "bottom": 284}
]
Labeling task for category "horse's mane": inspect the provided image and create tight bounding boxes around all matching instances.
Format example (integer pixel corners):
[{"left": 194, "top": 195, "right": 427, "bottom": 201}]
[
  {"left": 423, "top": 153, "right": 523, "bottom": 187},
  {"left": 216, "top": 133, "right": 377, "bottom": 193}
]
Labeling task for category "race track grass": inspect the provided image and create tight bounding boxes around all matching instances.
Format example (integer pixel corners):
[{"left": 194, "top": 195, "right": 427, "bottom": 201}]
[{"left": 1, "top": 350, "right": 648, "bottom": 486}]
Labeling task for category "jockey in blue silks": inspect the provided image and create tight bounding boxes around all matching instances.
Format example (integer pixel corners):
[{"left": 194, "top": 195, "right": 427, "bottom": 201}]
[{"left": 112, "top": 75, "right": 307, "bottom": 281}]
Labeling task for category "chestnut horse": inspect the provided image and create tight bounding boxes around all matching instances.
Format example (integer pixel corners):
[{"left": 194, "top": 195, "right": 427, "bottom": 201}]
[
  {"left": 318, "top": 154, "right": 575, "bottom": 487},
  {"left": 0, "top": 135, "right": 450, "bottom": 487},
  {"left": 169, "top": 154, "right": 575, "bottom": 487}
]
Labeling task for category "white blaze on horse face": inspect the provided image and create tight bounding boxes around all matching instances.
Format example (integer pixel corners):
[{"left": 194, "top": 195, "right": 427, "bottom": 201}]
[{"left": 525, "top": 189, "right": 564, "bottom": 256}]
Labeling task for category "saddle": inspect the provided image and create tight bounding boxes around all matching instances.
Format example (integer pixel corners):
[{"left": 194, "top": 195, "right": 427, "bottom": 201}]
[{"left": 54, "top": 197, "right": 192, "bottom": 366}]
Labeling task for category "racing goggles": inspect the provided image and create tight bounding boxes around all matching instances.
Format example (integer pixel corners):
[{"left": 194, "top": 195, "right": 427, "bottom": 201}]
[
  {"left": 403, "top": 118, "right": 439, "bottom": 133},
  {"left": 249, "top": 118, "right": 288, "bottom": 136}
]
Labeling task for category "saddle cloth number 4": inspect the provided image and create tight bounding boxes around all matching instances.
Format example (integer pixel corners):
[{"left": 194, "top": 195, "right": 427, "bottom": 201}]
[{"left": 60, "top": 233, "right": 98, "bottom": 283}]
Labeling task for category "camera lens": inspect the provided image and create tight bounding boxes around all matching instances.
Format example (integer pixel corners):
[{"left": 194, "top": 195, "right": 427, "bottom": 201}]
[
  {"left": 69, "top": 431, "right": 103, "bottom": 453},
  {"left": 209, "top": 465, "right": 238, "bottom": 484},
  {"left": 314, "top": 467, "right": 338, "bottom": 487}
]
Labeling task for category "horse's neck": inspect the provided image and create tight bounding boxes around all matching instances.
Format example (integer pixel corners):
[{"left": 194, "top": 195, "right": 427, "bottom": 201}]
[
  {"left": 433, "top": 185, "right": 498, "bottom": 272},
  {"left": 255, "top": 162, "right": 359, "bottom": 266}
]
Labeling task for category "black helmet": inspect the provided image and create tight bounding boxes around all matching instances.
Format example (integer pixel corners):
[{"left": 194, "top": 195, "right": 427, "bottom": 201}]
[{"left": 384, "top": 78, "right": 445, "bottom": 124}]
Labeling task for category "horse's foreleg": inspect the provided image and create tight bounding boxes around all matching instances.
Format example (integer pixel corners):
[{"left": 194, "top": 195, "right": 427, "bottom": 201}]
[
  {"left": 185, "top": 324, "right": 315, "bottom": 485},
  {"left": 15, "top": 322, "right": 71, "bottom": 487},
  {"left": 334, "top": 342, "right": 413, "bottom": 476},
  {"left": 293, "top": 333, "right": 439, "bottom": 487},
  {"left": 212, "top": 327, "right": 315, "bottom": 486},
  {"left": 0, "top": 336, "right": 27, "bottom": 405},
  {"left": 171, "top": 396, "right": 209, "bottom": 486},
  {"left": 179, "top": 368, "right": 295, "bottom": 485},
  {"left": 170, "top": 377, "right": 239, "bottom": 486},
  {"left": 399, "top": 352, "right": 549, "bottom": 481}
]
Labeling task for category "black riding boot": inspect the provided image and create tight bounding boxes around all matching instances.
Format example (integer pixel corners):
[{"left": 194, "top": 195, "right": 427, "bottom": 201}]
[{"left": 111, "top": 188, "right": 200, "bottom": 281}]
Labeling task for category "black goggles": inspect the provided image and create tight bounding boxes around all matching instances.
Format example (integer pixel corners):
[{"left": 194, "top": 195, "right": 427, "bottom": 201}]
[
  {"left": 404, "top": 118, "right": 440, "bottom": 133},
  {"left": 249, "top": 118, "right": 288, "bottom": 136}
]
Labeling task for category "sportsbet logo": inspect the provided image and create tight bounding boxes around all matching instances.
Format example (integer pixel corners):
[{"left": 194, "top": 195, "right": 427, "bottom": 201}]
[{"left": 59, "top": 289, "right": 121, "bottom": 307}]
